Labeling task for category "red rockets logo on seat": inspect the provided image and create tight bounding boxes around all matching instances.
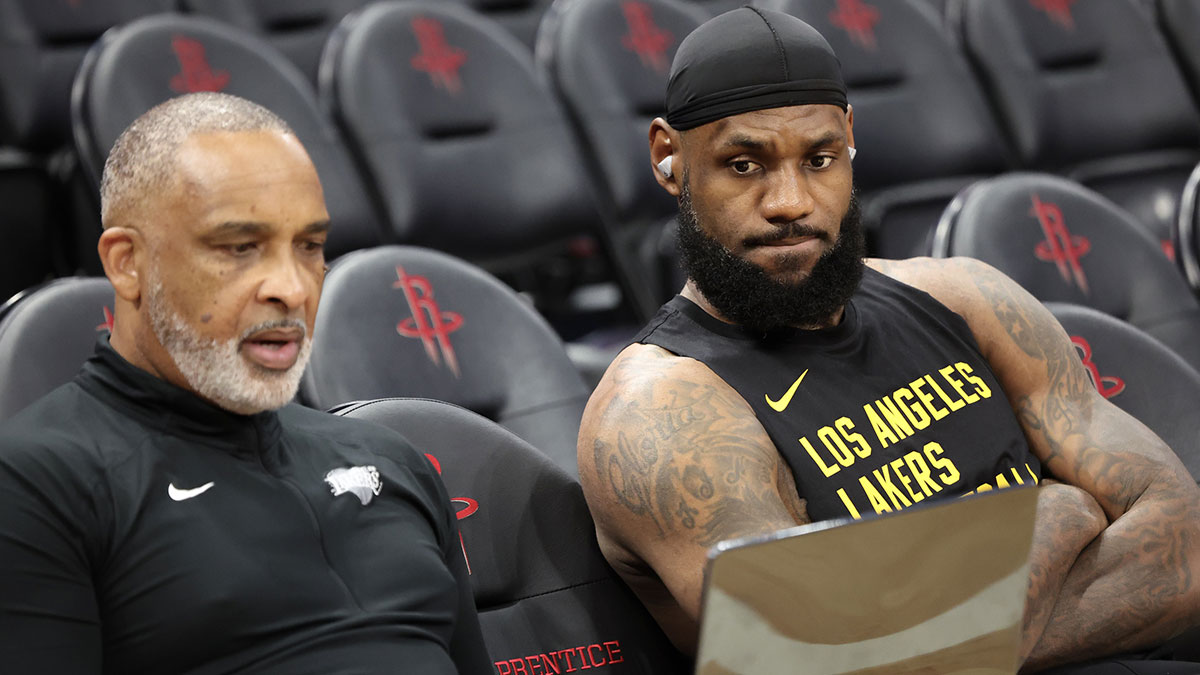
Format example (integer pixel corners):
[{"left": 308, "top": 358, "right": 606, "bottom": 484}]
[
  {"left": 410, "top": 17, "right": 468, "bottom": 95},
  {"left": 393, "top": 265, "right": 464, "bottom": 377}
]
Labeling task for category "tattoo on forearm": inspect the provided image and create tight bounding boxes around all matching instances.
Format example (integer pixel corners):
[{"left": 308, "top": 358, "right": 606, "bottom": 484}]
[{"left": 963, "top": 261, "right": 1200, "bottom": 664}]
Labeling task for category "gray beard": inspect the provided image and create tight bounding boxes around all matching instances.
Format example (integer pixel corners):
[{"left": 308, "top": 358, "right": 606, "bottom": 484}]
[{"left": 145, "top": 279, "right": 311, "bottom": 414}]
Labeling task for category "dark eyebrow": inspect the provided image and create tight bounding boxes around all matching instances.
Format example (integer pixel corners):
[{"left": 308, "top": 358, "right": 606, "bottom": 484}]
[
  {"left": 204, "top": 219, "right": 331, "bottom": 238},
  {"left": 301, "top": 220, "right": 332, "bottom": 235},
  {"left": 807, "top": 131, "right": 844, "bottom": 150},
  {"left": 719, "top": 134, "right": 769, "bottom": 151}
]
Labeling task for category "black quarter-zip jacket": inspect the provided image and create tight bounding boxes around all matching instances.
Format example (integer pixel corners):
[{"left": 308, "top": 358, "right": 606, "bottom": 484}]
[{"left": 0, "top": 339, "right": 491, "bottom": 674}]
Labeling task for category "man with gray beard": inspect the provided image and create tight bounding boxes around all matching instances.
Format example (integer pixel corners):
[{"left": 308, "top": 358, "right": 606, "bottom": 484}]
[{"left": 0, "top": 93, "right": 491, "bottom": 673}]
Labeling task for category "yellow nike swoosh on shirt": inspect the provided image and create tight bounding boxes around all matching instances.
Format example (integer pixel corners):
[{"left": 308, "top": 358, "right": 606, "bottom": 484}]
[{"left": 765, "top": 369, "right": 809, "bottom": 412}]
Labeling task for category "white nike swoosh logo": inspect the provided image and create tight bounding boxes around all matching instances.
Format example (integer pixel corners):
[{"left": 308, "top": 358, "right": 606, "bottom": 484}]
[{"left": 168, "top": 482, "right": 215, "bottom": 501}]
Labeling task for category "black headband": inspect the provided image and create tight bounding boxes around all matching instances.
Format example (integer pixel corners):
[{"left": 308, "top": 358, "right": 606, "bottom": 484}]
[{"left": 665, "top": 7, "right": 847, "bottom": 131}]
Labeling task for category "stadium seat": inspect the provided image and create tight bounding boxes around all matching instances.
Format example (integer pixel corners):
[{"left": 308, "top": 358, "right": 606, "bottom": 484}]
[
  {"left": 452, "top": 0, "right": 554, "bottom": 51},
  {"left": 0, "top": 0, "right": 175, "bottom": 154},
  {"left": 0, "top": 277, "right": 113, "bottom": 421},
  {"left": 1155, "top": 0, "right": 1200, "bottom": 110},
  {"left": 321, "top": 2, "right": 633, "bottom": 329},
  {"left": 0, "top": 0, "right": 176, "bottom": 277},
  {"left": 1046, "top": 302, "right": 1200, "bottom": 480},
  {"left": 71, "top": 13, "right": 385, "bottom": 259},
  {"left": 300, "top": 245, "right": 590, "bottom": 472},
  {"left": 536, "top": 0, "right": 707, "bottom": 314},
  {"left": 1176, "top": 161, "right": 1200, "bottom": 293},
  {"left": 335, "top": 397, "right": 690, "bottom": 674},
  {"left": 951, "top": 0, "right": 1200, "bottom": 258},
  {"left": 178, "top": 0, "right": 370, "bottom": 84},
  {"left": 757, "top": 0, "right": 1013, "bottom": 260},
  {"left": 932, "top": 172, "right": 1200, "bottom": 372},
  {"left": 0, "top": 150, "right": 57, "bottom": 301}
]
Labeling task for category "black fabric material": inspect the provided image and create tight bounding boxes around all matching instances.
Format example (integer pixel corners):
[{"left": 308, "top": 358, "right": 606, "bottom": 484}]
[
  {"left": 953, "top": 0, "right": 1200, "bottom": 244},
  {"left": 1046, "top": 302, "right": 1200, "bottom": 481},
  {"left": 0, "top": 151, "right": 57, "bottom": 300},
  {"left": 665, "top": 6, "right": 847, "bottom": 130},
  {"left": 455, "top": 0, "right": 554, "bottom": 51},
  {"left": 0, "top": 340, "right": 492, "bottom": 674},
  {"left": 336, "top": 398, "right": 690, "bottom": 674},
  {"left": 300, "top": 246, "right": 590, "bottom": 473},
  {"left": 70, "top": 13, "right": 384, "bottom": 258},
  {"left": 932, "top": 172, "right": 1200, "bottom": 372},
  {"left": 0, "top": 0, "right": 175, "bottom": 150},
  {"left": 0, "top": 277, "right": 113, "bottom": 421},
  {"left": 321, "top": 2, "right": 604, "bottom": 261},
  {"left": 636, "top": 269, "right": 1040, "bottom": 522},
  {"left": 179, "top": 0, "right": 370, "bottom": 83},
  {"left": 758, "top": 0, "right": 1012, "bottom": 259},
  {"left": 1158, "top": 0, "right": 1200, "bottom": 109}
]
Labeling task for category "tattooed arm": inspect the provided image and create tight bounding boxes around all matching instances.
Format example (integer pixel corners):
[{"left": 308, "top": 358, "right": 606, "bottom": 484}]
[
  {"left": 576, "top": 343, "right": 809, "bottom": 655},
  {"left": 876, "top": 257, "right": 1200, "bottom": 670}
]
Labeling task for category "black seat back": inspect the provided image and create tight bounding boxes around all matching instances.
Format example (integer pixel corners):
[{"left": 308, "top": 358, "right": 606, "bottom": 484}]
[
  {"left": 335, "top": 398, "right": 688, "bottom": 673},
  {"left": 321, "top": 2, "right": 603, "bottom": 262},
  {"left": 952, "top": 0, "right": 1200, "bottom": 248},
  {"left": 933, "top": 172, "right": 1200, "bottom": 371},
  {"left": 0, "top": 151, "right": 56, "bottom": 300},
  {"left": 454, "top": 0, "right": 554, "bottom": 50},
  {"left": 178, "top": 0, "right": 370, "bottom": 83},
  {"left": 0, "top": 277, "right": 113, "bottom": 420},
  {"left": 536, "top": 0, "right": 707, "bottom": 311},
  {"left": 71, "top": 13, "right": 384, "bottom": 258},
  {"left": 1046, "top": 302, "right": 1200, "bottom": 480},
  {"left": 0, "top": 0, "right": 175, "bottom": 152},
  {"left": 300, "top": 245, "right": 590, "bottom": 472},
  {"left": 758, "top": 0, "right": 1012, "bottom": 259}
]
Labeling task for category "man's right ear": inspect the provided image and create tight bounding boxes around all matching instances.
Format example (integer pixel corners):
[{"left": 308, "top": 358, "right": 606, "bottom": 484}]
[
  {"left": 97, "top": 227, "right": 141, "bottom": 303},
  {"left": 649, "top": 117, "right": 681, "bottom": 197}
]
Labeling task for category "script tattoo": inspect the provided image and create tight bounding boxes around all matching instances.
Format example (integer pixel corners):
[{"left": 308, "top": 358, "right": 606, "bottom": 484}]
[
  {"left": 591, "top": 354, "right": 806, "bottom": 547},
  {"left": 961, "top": 260, "right": 1200, "bottom": 665}
]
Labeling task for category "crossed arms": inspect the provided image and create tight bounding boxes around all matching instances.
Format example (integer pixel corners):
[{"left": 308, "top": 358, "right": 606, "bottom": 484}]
[{"left": 576, "top": 257, "right": 1200, "bottom": 669}]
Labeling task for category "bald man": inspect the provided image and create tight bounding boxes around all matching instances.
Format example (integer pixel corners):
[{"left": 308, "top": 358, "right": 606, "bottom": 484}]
[
  {"left": 577, "top": 8, "right": 1200, "bottom": 673},
  {"left": 0, "top": 93, "right": 490, "bottom": 674}
]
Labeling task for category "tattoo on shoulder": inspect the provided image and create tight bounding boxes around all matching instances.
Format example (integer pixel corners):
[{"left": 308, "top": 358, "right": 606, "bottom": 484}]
[{"left": 590, "top": 363, "right": 799, "bottom": 548}]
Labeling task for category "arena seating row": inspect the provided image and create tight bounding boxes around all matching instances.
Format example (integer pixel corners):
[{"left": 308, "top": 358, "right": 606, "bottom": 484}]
[{"left": 6, "top": 0, "right": 1200, "bottom": 317}]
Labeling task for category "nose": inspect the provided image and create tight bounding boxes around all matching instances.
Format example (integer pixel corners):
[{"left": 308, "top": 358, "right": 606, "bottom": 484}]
[
  {"left": 761, "top": 165, "right": 816, "bottom": 225},
  {"left": 257, "top": 249, "right": 311, "bottom": 312}
]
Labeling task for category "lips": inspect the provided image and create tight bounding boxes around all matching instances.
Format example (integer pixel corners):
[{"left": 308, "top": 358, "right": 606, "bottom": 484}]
[{"left": 241, "top": 327, "right": 304, "bottom": 370}]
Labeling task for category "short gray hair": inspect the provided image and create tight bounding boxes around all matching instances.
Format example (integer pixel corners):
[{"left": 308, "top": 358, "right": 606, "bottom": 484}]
[{"left": 99, "top": 92, "right": 294, "bottom": 226}]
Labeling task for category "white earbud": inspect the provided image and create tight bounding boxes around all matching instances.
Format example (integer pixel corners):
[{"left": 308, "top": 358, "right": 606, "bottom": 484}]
[
  {"left": 657, "top": 155, "right": 674, "bottom": 178},
  {"left": 848, "top": 146, "right": 857, "bottom": 161}
]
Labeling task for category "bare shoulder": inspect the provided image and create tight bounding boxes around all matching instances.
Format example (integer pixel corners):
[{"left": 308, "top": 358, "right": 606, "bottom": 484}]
[
  {"left": 577, "top": 340, "right": 807, "bottom": 566},
  {"left": 867, "top": 256, "right": 1022, "bottom": 354}
]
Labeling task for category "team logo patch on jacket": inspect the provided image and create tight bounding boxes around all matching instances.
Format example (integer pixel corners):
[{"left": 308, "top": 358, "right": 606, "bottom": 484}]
[{"left": 325, "top": 466, "right": 383, "bottom": 506}]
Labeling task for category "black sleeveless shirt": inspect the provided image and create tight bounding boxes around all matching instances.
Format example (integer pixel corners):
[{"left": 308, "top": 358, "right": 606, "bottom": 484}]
[{"left": 636, "top": 268, "right": 1040, "bottom": 522}]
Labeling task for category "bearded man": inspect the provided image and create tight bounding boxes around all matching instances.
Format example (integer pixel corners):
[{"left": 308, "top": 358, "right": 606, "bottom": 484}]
[
  {"left": 0, "top": 93, "right": 490, "bottom": 674},
  {"left": 576, "top": 8, "right": 1200, "bottom": 673}
]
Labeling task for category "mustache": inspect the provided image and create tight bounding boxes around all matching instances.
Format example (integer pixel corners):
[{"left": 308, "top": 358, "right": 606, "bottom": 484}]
[
  {"left": 742, "top": 222, "right": 830, "bottom": 248},
  {"left": 239, "top": 318, "right": 307, "bottom": 341}
]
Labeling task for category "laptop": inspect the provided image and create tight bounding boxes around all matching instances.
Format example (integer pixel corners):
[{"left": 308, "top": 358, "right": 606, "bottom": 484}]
[{"left": 694, "top": 486, "right": 1039, "bottom": 675}]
